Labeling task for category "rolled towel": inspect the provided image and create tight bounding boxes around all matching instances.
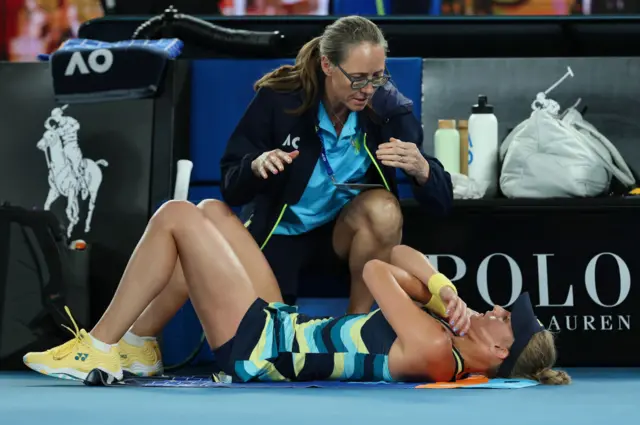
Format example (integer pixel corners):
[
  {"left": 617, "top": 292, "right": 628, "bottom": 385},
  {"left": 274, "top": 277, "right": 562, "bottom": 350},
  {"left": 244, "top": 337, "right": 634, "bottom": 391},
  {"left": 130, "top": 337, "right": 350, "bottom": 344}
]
[{"left": 41, "top": 38, "right": 184, "bottom": 104}]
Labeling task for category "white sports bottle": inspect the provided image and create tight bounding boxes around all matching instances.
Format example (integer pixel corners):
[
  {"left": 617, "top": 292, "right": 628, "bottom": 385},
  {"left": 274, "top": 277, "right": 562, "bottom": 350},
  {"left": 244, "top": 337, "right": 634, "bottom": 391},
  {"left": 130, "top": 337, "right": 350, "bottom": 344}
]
[{"left": 468, "top": 95, "right": 499, "bottom": 197}]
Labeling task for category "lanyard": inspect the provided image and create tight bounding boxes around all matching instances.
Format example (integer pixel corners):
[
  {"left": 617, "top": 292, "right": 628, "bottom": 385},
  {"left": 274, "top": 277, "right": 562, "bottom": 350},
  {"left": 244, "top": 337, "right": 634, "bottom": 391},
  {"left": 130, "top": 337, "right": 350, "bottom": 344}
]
[
  {"left": 319, "top": 141, "right": 336, "bottom": 182},
  {"left": 315, "top": 125, "right": 363, "bottom": 184},
  {"left": 316, "top": 126, "right": 337, "bottom": 183}
]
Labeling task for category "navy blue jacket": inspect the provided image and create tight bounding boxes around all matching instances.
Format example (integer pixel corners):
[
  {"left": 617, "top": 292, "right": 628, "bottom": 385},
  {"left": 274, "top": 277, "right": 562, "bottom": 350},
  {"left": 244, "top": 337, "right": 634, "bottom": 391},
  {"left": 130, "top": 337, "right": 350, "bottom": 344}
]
[{"left": 220, "top": 81, "right": 453, "bottom": 248}]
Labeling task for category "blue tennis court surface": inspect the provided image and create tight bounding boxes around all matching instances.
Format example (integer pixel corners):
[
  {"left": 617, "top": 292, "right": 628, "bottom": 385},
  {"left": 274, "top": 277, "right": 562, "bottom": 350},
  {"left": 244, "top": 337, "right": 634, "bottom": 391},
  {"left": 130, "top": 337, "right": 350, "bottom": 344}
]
[{"left": 1, "top": 368, "right": 637, "bottom": 425}]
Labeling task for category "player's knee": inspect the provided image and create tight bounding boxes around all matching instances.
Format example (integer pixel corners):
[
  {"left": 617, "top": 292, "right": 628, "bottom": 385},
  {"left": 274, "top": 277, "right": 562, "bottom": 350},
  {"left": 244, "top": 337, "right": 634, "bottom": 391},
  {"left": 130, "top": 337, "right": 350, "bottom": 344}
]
[
  {"left": 152, "top": 200, "right": 202, "bottom": 231},
  {"left": 197, "top": 199, "right": 234, "bottom": 222}
]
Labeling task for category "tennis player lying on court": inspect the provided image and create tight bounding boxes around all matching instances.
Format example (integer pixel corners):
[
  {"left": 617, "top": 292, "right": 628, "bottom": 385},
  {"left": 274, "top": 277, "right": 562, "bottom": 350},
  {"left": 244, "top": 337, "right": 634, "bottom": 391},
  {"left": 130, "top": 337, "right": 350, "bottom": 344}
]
[{"left": 23, "top": 199, "right": 570, "bottom": 385}]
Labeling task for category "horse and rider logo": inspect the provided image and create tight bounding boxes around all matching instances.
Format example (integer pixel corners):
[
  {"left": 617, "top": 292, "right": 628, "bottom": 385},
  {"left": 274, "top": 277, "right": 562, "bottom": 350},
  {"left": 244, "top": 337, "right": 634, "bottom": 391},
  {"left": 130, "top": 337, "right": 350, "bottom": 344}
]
[{"left": 36, "top": 105, "right": 108, "bottom": 238}]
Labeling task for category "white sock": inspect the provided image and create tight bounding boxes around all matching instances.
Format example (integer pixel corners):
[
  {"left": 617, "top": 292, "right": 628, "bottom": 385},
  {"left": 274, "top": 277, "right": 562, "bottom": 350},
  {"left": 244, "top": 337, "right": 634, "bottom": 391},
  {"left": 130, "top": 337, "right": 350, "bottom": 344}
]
[
  {"left": 88, "top": 334, "right": 114, "bottom": 354},
  {"left": 122, "top": 330, "right": 156, "bottom": 347}
]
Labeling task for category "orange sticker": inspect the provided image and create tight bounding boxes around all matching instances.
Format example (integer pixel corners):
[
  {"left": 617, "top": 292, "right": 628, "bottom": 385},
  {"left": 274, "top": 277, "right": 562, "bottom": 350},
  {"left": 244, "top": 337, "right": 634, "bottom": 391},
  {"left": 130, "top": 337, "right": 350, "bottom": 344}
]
[{"left": 416, "top": 375, "right": 489, "bottom": 389}]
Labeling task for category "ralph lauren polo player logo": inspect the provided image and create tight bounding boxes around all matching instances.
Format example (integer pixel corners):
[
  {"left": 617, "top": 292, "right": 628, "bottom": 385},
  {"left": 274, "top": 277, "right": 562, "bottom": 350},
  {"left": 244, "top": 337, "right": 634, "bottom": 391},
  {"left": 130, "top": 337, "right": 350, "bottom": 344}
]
[
  {"left": 282, "top": 134, "right": 300, "bottom": 150},
  {"left": 37, "top": 105, "right": 109, "bottom": 239}
]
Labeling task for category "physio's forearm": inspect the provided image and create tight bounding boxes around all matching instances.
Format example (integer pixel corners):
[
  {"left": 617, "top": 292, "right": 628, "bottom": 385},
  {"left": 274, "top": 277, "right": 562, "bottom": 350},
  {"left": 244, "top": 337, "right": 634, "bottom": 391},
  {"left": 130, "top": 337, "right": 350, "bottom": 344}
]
[
  {"left": 220, "top": 159, "right": 271, "bottom": 206},
  {"left": 413, "top": 158, "right": 453, "bottom": 216}
]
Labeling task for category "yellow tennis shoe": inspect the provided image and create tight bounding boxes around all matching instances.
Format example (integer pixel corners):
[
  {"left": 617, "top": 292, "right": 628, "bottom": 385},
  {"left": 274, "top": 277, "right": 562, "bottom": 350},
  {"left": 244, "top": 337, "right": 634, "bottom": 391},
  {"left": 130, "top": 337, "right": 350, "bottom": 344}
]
[
  {"left": 23, "top": 307, "right": 122, "bottom": 382},
  {"left": 117, "top": 337, "right": 164, "bottom": 377}
]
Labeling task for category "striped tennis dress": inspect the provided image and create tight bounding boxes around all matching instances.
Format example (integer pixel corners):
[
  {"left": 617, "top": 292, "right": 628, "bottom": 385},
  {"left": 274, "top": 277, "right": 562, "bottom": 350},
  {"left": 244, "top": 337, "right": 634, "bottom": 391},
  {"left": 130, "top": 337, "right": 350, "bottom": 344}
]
[{"left": 211, "top": 298, "right": 464, "bottom": 383}]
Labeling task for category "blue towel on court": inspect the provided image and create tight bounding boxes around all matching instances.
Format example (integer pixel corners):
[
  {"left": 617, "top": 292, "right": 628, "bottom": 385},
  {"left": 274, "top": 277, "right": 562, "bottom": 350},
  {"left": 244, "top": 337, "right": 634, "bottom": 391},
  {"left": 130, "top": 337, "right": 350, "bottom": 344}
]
[
  {"left": 457, "top": 379, "right": 538, "bottom": 389},
  {"left": 44, "top": 38, "right": 183, "bottom": 103},
  {"left": 113, "top": 375, "right": 539, "bottom": 389}
]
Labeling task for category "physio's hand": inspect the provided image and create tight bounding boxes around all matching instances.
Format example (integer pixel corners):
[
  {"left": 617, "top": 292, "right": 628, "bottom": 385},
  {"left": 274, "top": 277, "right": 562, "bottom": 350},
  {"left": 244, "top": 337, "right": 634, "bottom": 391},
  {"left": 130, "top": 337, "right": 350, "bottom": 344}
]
[
  {"left": 439, "top": 286, "right": 471, "bottom": 336},
  {"left": 251, "top": 149, "right": 300, "bottom": 179},
  {"left": 376, "top": 138, "right": 430, "bottom": 185}
]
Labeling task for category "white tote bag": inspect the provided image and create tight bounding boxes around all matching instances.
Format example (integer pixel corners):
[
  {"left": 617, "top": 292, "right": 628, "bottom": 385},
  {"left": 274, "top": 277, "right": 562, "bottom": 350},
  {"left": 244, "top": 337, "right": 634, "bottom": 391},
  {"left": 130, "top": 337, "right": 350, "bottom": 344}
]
[{"left": 499, "top": 68, "right": 635, "bottom": 198}]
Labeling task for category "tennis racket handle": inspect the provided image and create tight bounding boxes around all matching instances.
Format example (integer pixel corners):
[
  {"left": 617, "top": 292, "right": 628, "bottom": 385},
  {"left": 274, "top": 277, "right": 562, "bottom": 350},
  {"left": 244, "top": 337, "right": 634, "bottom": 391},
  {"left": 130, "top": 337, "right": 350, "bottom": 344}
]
[{"left": 174, "top": 159, "right": 193, "bottom": 201}]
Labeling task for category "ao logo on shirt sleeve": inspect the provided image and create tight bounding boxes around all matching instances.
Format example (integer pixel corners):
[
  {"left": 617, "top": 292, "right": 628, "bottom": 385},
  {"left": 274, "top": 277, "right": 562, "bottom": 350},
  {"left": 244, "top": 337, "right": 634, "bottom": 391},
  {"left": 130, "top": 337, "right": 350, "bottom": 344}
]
[{"left": 64, "top": 49, "right": 114, "bottom": 77}]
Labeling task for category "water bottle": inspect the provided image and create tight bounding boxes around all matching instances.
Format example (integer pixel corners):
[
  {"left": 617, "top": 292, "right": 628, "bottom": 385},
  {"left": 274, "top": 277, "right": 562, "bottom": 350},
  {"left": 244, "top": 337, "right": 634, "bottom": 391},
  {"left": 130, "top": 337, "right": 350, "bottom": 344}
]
[
  {"left": 434, "top": 119, "right": 460, "bottom": 174},
  {"left": 458, "top": 120, "right": 469, "bottom": 176},
  {"left": 468, "top": 95, "right": 498, "bottom": 197}
]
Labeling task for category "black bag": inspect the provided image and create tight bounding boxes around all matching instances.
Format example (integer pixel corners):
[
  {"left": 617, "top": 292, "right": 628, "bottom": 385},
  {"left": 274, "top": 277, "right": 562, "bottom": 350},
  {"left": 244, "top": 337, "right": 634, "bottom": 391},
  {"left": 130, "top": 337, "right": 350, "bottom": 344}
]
[{"left": 0, "top": 204, "right": 91, "bottom": 370}]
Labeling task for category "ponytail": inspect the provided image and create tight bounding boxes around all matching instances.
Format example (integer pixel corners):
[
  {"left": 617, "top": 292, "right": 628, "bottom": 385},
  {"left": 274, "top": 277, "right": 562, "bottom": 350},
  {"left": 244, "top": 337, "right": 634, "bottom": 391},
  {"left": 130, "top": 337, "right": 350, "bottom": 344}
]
[
  {"left": 509, "top": 331, "right": 571, "bottom": 386},
  {"left": 254, "top": 36, "right": 322, "bottom": 115},
  {"left": 254, "top": 16, "right": 388, "bottom": 114},
  {"left": 534, "top": 368, "right": 571, "bottom": 385}
]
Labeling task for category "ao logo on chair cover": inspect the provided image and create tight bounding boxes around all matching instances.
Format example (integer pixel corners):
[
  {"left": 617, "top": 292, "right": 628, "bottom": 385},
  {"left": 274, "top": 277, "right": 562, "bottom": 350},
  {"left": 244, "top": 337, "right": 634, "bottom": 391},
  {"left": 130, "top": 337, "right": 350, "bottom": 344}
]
[{"left": 64, "top": 49, "right": 114, "bottom": 76}]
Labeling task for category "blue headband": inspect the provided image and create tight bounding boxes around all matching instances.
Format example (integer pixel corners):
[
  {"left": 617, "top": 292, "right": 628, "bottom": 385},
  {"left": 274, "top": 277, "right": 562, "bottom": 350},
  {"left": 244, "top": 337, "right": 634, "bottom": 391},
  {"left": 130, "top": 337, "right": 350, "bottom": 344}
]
[{"left": 496, "top": 292, "right": 546, "bottom": 378}]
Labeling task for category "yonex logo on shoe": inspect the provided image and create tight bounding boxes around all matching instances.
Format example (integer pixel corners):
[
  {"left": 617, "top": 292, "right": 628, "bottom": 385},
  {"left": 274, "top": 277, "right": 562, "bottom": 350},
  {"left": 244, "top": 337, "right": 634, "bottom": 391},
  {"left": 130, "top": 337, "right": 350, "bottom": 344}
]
[{"left": 75, "top": 353, "right": 89, "bottom": 361}]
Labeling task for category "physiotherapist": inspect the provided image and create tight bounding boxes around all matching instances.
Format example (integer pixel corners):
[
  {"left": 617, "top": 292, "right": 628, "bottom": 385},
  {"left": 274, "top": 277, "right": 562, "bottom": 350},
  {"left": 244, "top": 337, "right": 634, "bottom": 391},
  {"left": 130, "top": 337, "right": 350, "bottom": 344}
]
[{"left": 220, "top": 16, "right": 453, "bottom": 314}]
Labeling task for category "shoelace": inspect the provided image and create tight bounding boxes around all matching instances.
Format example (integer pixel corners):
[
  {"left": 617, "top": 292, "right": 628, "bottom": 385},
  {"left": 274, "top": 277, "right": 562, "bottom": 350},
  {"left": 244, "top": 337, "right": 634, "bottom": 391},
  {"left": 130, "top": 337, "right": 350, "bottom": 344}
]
[{"left": 51, "top": 306, "right": 88, "bottom": 360}]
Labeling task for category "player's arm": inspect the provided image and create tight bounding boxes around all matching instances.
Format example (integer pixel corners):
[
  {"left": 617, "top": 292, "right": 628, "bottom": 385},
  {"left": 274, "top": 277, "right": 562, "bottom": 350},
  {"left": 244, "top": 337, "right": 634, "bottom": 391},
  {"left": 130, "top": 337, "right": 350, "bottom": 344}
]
[
  {"left": 389, "top": 245, "right": 439, "bottom": 285},
  {"left": 362, "top": 260, "right": 455, "bottom": 382},
  {"left": 383, "top": 263, "right": 432, "bottom": 304},
  {"left": 389, "top": 245, "right": 472, "bottom": 332}
]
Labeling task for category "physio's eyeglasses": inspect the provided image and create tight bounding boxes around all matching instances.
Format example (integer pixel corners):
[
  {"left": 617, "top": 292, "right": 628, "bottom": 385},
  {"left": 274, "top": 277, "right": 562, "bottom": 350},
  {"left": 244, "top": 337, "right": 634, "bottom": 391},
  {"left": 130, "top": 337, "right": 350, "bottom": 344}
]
[{"left": 335, "top": 64, "right": 391, "bottom": 90}]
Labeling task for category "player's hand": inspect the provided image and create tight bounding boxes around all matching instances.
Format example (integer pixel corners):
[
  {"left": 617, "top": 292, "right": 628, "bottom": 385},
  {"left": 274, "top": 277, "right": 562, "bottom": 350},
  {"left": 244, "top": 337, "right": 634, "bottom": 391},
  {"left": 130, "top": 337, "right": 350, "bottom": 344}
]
[
  {"left": 439, "top": 286, "right": 471, "bottom": 336},
  {"left": 251, "top": 149, "right": 300, "bottom": 179}
]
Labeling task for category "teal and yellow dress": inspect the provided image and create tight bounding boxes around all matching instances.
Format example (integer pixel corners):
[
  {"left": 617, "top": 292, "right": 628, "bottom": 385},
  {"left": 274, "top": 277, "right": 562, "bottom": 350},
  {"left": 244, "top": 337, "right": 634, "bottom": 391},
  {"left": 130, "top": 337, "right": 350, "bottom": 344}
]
[{"left": 212, "top": 298, "right": 465, "bottom": 383}]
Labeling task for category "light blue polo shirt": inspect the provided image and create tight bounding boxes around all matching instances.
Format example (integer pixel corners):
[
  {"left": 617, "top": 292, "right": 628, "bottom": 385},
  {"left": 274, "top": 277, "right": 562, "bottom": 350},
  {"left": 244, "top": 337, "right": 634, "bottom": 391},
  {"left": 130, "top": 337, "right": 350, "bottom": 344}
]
[{"left": 273, "top": 102, "right": 371, "bottom": 236}]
